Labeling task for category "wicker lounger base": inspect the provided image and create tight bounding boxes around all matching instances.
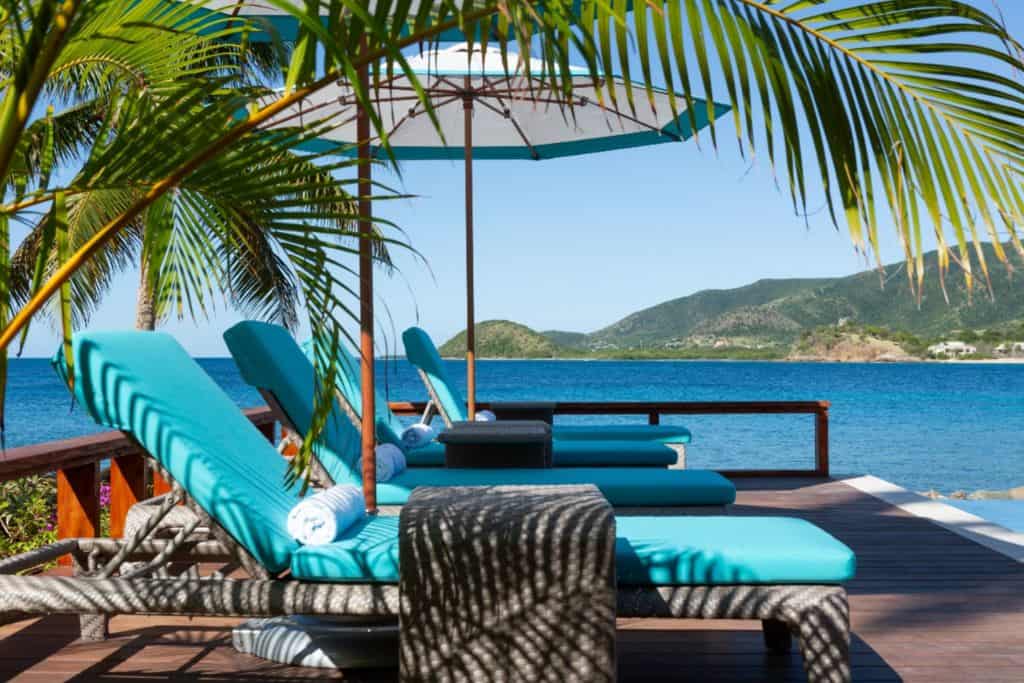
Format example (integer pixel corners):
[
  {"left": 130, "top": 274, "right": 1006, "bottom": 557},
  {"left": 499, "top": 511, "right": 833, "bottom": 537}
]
[
  {"left": 0, "top": 474, "right": 848, "bottom": 683},
  {"left": 0, "top": 574, "right": 849, "bottom": 681},
  {"left": 620, "top": 584, "right": 851, "bottom": 683},
  {"left": 0, "top": 572, "right": 398, "bottom": 616}
]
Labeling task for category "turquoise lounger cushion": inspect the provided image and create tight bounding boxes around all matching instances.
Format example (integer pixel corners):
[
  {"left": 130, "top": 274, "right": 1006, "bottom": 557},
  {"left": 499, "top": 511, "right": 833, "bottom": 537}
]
[
  {"left": 226, "top": 321, "right": 735, "bottom": 505},
  {"left": 405, "top": 438, "right": 679, "bottom": 467},
  {"left": 553, "top": 424, "right": 691, "bottom": 444},
  {"left": 402, "top": 439, "right": 679, "bottom": 467},
  {"left": 291, "top": 515, "right": 854, "bottom": 585},
  {"left": 225, "top": 321, "right": 361, "bottom": 484},
  {"left": 402, "top": 326, "right": 691, "bottom": 446},
  {"left": 291, "top": 515, "right": 401, "bottom": 583},
  {"left": 373, "top": 468, "right": 735, "bottom": 507},
  {"left": 55, "top": 332, "right": 301, "bottom": 574},
  {"left": 402, "top": 326, "right": 468, "bottom": 422},
  {"left": 232, "top": 322, "right": 685, "bottom": 470},
  {"left": 301, "top": 339, "right": 407, "bottom": 449},
  {"left": 404, "top": 440, "right": 446, "bottom": 466},
  {"left": 550, "top": 439, "right": 677, "bottom": 466},
  {"left": 615, "top": 516, "right": 856, "bottom": 585},
  {"left": 385, "top": 440, "right": 679, "bottom": 466}
]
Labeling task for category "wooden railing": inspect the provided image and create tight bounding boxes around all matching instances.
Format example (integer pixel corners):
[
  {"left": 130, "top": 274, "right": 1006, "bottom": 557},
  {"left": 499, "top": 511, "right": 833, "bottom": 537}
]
[
  {"left": 0, "top": 407, "right": 276, "bottom": 563},
  {"left": 387, "top": 400, "right": 831, "bottom": 478},
  {"left": 0, "top": 400, "right": 829, "bottom": 560}
]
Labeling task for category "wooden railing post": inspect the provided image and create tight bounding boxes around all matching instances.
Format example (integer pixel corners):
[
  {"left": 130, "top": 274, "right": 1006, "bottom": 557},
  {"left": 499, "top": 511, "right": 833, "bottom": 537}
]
[
  {"left": 648, "top": 411, "right": 660, "bottom": 425},
  {"left": 152, "top": 467, "right": 172, "bottom": 497},
  {"left": 57, "top": 462, "right": 100, "bottom": 565},
  {"left": 815, "top": 405, "right": 830, "bottom": 477},
  {"left": 109, "top": 453, "right": 146, "bottom": 538}
]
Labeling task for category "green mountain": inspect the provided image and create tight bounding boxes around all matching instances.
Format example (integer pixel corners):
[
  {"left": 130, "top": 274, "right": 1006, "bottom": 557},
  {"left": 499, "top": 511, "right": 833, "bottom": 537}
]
[
  {"left": 540, "top": 330, "right": 587, "bottom": 349},
  {"left": 438, "top": 320, "right": 567, "bottom": 358},
  {"left": 439, "top": 244, "right": 1024, "bottom": 359},
  {"left": 585, "top": 243, "right": 1024, "bottom": 350}
]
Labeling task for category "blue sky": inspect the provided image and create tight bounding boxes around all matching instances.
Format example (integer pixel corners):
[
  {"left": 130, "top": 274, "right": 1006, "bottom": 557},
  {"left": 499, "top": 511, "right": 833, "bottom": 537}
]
[{"left": 14, "top": 3, "right": 1024, "bottom": 357}]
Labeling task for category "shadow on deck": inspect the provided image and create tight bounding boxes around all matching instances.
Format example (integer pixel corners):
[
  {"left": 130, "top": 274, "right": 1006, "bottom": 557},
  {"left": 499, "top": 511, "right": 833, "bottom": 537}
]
[{"left": 2, "top": 478, "right": 1022, "bottom": 682}]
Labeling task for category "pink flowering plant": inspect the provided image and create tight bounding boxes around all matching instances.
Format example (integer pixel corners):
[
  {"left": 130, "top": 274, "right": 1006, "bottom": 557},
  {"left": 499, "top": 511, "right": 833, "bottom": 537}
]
[{"left": 0, "top": 476, "right": 113, "bottom": 562}]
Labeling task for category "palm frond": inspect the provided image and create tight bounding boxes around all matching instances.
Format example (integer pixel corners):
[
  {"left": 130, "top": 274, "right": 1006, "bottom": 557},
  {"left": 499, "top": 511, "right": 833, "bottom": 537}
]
[{"left": 5, "top": 0, "right": 1024, "bottom": 488}]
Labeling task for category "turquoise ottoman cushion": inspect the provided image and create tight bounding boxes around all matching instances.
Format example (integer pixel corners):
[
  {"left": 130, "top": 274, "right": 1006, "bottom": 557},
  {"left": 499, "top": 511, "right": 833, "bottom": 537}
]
[
  {"left": 550, "top": 439, "right": 678, "bottom": 466},
  {"left": 372, "top": 468, "right": 735, "bottom": 507},
  {"left": 290, "top": 514, "right": 854, "bottom": 585},
  {"left": 291, "top": 515, "right": 401, "bottom": 582},
  {"left": 615, "top": 516, "right": 856, "bottom": 585},
  {"left": 405, "top": 439, "right": 679, "bottom": 467}
]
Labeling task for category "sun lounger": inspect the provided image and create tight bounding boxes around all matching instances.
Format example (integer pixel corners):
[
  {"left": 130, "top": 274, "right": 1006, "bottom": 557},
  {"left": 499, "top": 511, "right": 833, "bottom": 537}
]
[
  {"left": 300, "top": 328, "right": 682, "bottom": 467},
  {"left": 0, "top": 331, "right": 853, "bottom": 681},
  {"left": 402, "top": 326, "right": 693, "bottom": 443},
  {"left": 224, "top": 321, "right": 735, "bottom": 506}
]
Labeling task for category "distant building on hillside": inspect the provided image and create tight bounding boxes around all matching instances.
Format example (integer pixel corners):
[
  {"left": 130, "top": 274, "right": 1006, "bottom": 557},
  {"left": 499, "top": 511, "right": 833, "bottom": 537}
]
[
  {"left": 928, "top": 341, "right": 977, "bottom": 357},
  {"left": 1014, "top": 342, "right": 1024, "bottom": 353},
  {"left": 996, "top": 343, "right": 1009, "bottom": 354}
]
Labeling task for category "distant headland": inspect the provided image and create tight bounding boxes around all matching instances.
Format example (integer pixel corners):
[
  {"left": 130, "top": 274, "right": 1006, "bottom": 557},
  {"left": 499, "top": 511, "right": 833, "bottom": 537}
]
[{"left": 439, "top": 244, "right": 1024, "bottom": 362}]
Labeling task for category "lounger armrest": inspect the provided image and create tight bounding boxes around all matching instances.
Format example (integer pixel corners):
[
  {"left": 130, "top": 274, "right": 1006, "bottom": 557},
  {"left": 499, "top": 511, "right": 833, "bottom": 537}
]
[{"left": 488, "top": 401, "right": 555, "bottom": 424}]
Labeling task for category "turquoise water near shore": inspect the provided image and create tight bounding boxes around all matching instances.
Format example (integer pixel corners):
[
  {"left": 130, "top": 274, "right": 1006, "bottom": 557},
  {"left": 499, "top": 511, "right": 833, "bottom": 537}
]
[{"left": 6, "top": 357, "right": 1024, "bottom": 497}]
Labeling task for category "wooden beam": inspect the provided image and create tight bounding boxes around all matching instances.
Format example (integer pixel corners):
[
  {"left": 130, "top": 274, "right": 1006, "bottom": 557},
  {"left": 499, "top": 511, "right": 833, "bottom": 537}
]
[
  {"left": 389, "top": 399, "right": 831, "bottom": 477},
  {"left": 151, "top": 467, "right": 172, "bottom": 497},
  {"left": 0, "top": 407, "right": 276, "bottom": 482},
  {"left": 109, "top": 453, "right": 146, "bottom": 538},
  {"left": 387, "top": 400, "right": 831, "bottom": 416},
  {"left": 719, "top": 469, "right": 825, "bottom": 478},
  {"left": 57, "top": 462, "right": 100, "bottom": 565},
  {"left": 815, "top": 407, "right": 830, "bottom": 477}
]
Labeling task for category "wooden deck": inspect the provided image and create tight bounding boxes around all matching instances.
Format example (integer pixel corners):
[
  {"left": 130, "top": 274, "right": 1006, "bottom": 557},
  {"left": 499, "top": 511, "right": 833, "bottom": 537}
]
[{"left": 2, "top": 477, "right": 1022, "bottom": 682}]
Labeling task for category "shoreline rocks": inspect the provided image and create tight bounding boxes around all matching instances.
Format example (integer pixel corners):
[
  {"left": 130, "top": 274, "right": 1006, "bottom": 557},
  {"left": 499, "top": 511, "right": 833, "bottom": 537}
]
[{"left": 921, "top": 486, "right": 1024, "bottom": 501}]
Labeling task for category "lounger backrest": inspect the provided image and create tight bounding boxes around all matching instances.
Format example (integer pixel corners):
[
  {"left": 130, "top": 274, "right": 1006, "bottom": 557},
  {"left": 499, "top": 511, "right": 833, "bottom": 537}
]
[
  {"left": 401, "top": 326, "right": 466, "bottom": 423},
  {"left": 224, "top": 321, "right": 361, "bottom": 485},
  {"left": 301, "top": 338, "right": 406, "bottom": 448},
  {"left": 55, "top": 331, "right": 300, "bottom": 573}
]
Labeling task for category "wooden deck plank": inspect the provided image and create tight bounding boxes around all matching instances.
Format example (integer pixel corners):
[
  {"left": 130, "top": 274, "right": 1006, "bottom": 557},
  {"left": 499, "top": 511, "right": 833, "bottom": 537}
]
[{"left": 1, "top": 478, "right": 1022, "bottom": 682}]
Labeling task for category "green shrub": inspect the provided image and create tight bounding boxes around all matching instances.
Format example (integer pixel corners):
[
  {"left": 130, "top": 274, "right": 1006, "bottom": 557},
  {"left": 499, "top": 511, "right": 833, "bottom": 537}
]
[{"left": 0, "top": 475, "right": 57, "bottom": 559}]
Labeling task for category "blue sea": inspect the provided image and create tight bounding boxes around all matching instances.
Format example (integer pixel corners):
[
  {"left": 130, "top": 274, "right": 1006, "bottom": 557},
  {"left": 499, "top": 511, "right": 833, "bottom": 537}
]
[{"left": 6, "top": 357, "right": 1024, "bottom": 497}]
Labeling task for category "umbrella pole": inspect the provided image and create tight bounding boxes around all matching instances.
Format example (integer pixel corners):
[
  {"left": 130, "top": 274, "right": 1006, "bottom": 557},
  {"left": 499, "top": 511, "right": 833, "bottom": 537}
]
[
  {"left": 463, "top": 90, "right": 476, "bottom": 420},
  {"left": 357, "top": 55, "right": 377, "bottom": 513}
]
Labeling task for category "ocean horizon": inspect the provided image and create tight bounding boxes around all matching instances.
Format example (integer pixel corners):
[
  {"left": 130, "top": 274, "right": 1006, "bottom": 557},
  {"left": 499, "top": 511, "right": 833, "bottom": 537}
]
[{"left": 6, "top": 355, "right": 1023, "bottom": 497}]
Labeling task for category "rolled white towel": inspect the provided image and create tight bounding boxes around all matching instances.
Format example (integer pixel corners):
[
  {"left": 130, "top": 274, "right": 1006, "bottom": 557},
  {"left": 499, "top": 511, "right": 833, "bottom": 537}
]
[
  {"left": 400, "top": 422, "right": 436, "bottom": 449},
  {"left": 287, "top": 484, "right": 365, "bottom": 546},
  {"left": 355, "top": 443, "right": 407, "bottom": 482},
  {"left": 474, "top": 409, "right": 497, "bottom": 422},
  {"left": 377, "top": 442, "right": 407, "bottom": 476}
]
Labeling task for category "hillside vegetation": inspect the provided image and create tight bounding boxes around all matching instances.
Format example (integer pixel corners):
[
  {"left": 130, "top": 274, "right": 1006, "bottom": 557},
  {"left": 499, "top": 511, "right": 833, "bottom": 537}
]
[
  {"left": 437, "top": 244, "right": 1024, "bottom": 361},
  {"left": 438, "top": 320, "right": 566, "bottom": 358},
  {"left": 585, "top": 243, "right": 1024, "bottom": 350}
]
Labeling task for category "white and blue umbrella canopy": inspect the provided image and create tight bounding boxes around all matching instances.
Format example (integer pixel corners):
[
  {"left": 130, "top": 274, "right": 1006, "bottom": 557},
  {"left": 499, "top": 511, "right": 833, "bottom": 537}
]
[
  {"left": 266, "top": 42, "right": 728, "bottom": 415},
  {"left": 269, "top": 42, "right": 729, "bottom": 159}
]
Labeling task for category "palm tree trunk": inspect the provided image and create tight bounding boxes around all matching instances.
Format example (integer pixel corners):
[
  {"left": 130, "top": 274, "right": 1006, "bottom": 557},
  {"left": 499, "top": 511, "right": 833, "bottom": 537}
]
[{"left": 135, "top": 257, "right": 155, "bottom": 331}]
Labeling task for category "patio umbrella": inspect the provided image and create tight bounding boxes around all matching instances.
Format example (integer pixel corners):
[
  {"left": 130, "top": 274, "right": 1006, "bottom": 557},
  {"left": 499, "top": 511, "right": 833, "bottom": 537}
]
[
  {"left": 269, "top": 42, "right": 728, "bottom": 419},
  {"left": 190, "top": 2, "right": 556, "bottom": 512}
]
